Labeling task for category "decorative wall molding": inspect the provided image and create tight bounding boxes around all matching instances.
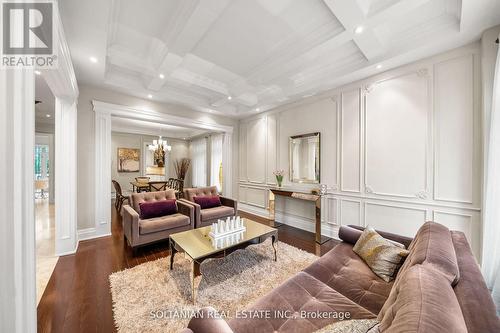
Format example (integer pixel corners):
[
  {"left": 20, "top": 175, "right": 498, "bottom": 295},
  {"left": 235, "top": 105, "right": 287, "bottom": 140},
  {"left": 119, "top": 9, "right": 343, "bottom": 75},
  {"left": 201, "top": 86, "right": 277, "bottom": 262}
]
[{"left": 238, "top": 44, "right": 482, "bottom": 258}]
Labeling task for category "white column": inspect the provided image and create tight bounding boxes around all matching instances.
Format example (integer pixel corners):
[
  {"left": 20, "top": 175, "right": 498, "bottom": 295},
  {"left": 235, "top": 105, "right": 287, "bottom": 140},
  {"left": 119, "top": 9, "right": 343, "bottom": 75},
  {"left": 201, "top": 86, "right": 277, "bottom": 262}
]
[
  {"left": 222, "top": 132, "right": 233, "bottom": 197},
  {"left": 55, "top": 99, "right": 78, "bottom": 255},
  {"left": 94, "top": 108, "right": 112, "bottom": 237},
  {"left": 0, "top": 69, "right": 37, "bottom": 333}
]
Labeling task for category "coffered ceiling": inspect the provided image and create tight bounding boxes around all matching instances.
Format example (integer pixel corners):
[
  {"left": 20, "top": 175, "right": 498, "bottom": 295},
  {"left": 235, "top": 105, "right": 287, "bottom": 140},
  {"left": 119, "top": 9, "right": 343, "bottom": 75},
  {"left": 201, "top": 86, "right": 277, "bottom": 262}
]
[{"left": 60, "top": 0, "right": 500, "bottom": 118}]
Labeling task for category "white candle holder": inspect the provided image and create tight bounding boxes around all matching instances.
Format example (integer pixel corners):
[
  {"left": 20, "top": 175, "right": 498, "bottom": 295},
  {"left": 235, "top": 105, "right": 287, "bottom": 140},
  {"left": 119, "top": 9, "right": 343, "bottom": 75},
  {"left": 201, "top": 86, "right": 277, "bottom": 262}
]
[{"left": 209, "top": 216, "right": 246, "bottom": 239}]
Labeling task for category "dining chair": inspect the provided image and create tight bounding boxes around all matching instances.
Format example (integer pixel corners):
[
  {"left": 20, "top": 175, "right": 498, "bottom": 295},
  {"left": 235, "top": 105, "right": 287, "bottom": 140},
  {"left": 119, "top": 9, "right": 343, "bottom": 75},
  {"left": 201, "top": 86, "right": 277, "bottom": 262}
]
[
  {"left": 167, "top": 178, "right": 184, "bottom": 198},
  {"left": 149, "top": 181, "right": 168, "bottom": 192},
  {"left": 112, "top": 180, "right": 129, "bottom": 212}
]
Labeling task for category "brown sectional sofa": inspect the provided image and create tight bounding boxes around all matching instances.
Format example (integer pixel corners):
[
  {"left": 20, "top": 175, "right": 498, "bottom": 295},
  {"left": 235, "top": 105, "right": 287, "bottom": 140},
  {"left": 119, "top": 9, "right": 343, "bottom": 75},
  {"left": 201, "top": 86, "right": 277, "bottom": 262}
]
[
  {"left": 185, "top": 222, "right": 500, "bottom": 333},
  {"left": 122, "top": 190, "right": 194, "bottom": 252},
  {"left": 181, "top": 186, "right": 237, "bottom": 228}
]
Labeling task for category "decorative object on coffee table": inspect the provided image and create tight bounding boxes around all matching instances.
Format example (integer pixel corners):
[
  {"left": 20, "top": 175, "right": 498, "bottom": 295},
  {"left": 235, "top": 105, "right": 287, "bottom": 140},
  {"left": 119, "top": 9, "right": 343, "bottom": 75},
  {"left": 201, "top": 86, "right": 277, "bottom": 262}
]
[{"left": 273, "top": 169, "right": 285, "bottom": 187}]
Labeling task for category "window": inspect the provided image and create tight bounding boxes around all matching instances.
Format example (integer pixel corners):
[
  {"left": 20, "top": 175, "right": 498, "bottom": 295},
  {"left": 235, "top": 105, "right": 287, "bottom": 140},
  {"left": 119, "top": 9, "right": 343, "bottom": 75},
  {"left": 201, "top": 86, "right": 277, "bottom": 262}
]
[
  {"left": 191, "top": 137, "right": 207, "bottom": 187},
  {"left": 34, "top": 144, "right": 49, "bottom": 180}
]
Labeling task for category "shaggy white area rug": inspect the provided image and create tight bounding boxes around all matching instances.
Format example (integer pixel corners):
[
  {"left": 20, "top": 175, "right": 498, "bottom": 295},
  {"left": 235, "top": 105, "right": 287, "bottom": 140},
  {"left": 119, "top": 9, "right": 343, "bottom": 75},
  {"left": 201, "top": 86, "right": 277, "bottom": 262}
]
[{"left": 109, "top": 239, "right": 318, "bottom": 333}]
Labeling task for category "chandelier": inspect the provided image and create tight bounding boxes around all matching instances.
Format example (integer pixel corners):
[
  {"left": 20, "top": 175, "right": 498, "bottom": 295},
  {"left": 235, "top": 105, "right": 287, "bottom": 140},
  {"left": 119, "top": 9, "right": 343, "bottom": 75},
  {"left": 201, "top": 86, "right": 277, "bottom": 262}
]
[{"left": 148, "top": 136, "right": 172, "bottom": 152}]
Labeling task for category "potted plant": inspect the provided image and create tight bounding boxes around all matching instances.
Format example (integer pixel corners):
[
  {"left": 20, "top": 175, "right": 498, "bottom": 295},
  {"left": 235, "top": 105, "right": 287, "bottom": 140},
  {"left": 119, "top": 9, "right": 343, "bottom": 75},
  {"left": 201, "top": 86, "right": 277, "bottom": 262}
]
[{"left": 273, "top": 170, "right": 285, "bottom": 187}]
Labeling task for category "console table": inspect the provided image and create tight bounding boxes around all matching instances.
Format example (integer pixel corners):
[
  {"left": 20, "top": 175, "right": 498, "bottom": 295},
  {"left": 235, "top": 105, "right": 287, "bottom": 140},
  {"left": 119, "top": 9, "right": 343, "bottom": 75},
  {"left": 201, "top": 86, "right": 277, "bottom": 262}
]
[{"left": 269, "top": 188, "right": 330, "bottom": 244}]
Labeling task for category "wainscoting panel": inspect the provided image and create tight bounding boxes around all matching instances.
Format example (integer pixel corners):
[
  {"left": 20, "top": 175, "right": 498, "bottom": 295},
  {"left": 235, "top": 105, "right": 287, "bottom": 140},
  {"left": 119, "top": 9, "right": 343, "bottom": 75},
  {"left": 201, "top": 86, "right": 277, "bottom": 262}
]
[
  {"left": 246, "top": 117, "right": 267, "bottom": 184},
  {"left": 432, "top": 210, "right": 479, "bottom": 256},
  {"left": 365, "top": 71, "right": 429, "bottom": 199},
  {"left": 239, "top": 122, "right": 247, "bottom": 181},
  {"left": 245, "top": 186, "right": 268, "bottom": 209},
  {"left": 340, "top": 89, "right": 361, "bottom": 193},
  {"left": 364, "top": 202, "right": 427, "bottom": 237},
  {"left": 339, "top": 199, "right": 362, "bottom": 226},
  {"left": 434, "top": 55, "right": 474, "bottom": 204},
  {"left": 238, "top": 185, "right": 247, "bottom": 204}
]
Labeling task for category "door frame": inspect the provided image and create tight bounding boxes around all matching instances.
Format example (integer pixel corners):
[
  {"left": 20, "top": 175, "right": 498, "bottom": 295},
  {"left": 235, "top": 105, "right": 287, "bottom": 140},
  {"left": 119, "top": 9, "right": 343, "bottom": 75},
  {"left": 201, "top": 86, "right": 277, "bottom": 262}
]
[{"left": 92, "top": 100, "right": 234, "bottom": 238}]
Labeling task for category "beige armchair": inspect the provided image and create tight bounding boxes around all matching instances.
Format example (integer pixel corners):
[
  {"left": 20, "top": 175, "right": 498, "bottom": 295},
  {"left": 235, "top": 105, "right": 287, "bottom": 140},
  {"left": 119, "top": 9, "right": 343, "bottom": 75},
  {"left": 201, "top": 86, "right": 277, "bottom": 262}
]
[
  {"left": 122, "top": 190, "right": 194, "bottom": 254},
  {"left": 180, "top": 186, "right": 237, "bottom": 228}
]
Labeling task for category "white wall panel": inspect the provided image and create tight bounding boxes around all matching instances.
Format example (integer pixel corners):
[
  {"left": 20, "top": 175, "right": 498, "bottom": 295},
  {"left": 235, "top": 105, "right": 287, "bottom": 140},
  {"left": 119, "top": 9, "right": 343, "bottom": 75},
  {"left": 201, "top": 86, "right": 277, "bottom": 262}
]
[
  {"left": 238, "top": 185, "right": 247, "bottom": 203},
  {"left": 239, "top": 123, "right": 247, "bottom": 181},
  {"left": 278, "top": 98, "right": 338, "bottom": 186},
  {"left": 365, "top": 72, "right": 429, "bottom": 198},
  {"left": 245, "top": 186, "right": 267, "bottom": 208},
  {"left": 434, "top": 55, "right": 474, "bottom": 203},
  {"left": 340, "top": 199, "right": 361, "bottom": 226},
  {"left": 237, "top": 44, "right": 481, "bottom": 257},
  {"left": 341, "top": 89, "right": 361, "bottom": 192},
  {"left": 246, "top": 117, "right": 267, "bottom": 183},
  {"left": 266, "top": 115, "right": 277, "bottom": 184},
  {"left": 365, "top": 203, "right": 427, "bottom": 237}
]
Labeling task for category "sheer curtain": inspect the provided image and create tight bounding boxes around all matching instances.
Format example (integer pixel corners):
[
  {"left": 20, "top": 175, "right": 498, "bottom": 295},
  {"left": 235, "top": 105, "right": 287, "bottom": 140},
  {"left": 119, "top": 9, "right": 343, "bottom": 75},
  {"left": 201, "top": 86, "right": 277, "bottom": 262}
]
[
  {"left": 482, "top": 35, "right": 500, "bottom": 314},
  {"left": 191, "top": 137, "right": 207, "bottom": 187},
  {"left": 210, "top": 134, "right": 223, "bottom": 192}
]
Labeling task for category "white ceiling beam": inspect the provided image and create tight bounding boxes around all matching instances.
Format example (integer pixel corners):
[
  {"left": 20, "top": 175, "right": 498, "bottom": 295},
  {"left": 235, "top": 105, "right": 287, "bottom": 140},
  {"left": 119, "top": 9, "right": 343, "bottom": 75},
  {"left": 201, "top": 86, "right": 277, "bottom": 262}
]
[
  {"left": 145, "top": 0, "right": 232, "bottom": 91},
  {"left": 322, "top": 0, "right": 386, "bottom": 60}
]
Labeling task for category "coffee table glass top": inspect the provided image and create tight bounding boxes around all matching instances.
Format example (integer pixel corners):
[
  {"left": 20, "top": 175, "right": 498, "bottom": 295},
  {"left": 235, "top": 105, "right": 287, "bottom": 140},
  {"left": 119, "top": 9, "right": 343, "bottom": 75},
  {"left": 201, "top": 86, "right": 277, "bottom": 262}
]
[{"left": 169, "top": 218, "right": 276, "bottom": 260}]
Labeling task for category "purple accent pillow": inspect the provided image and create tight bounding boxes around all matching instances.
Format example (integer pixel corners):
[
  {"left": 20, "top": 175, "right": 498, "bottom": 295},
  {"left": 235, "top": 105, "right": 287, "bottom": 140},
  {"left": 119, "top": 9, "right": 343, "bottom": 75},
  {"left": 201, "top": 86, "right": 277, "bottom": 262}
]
[
  {"left": 139, "top": 199, "right": 177, "bottom": 219},
  {"left": 193, "top": 195, "right": 221, "bottom": 209}
]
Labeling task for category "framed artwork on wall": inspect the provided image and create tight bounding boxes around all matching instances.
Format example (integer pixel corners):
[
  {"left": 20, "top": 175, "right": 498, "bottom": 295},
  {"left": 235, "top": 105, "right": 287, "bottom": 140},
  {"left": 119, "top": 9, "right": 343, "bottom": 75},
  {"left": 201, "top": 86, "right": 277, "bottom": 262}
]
[{"left": 117, "top": 148, "right": 140, "bottom": 172}]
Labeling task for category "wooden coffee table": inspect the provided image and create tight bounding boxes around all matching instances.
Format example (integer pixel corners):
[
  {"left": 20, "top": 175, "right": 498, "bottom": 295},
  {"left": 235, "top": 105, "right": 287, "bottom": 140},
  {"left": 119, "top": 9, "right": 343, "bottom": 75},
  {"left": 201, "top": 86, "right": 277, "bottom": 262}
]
[{"left": 169, "top": 218, "right": 278, "bottom": 303}]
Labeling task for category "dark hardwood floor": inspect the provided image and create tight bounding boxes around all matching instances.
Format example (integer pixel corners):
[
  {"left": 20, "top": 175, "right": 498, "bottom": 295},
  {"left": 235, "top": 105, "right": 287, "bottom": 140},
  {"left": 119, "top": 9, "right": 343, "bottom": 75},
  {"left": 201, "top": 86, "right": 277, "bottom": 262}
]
[{"left": 37, "top": 204, "right": 340, "bottom": 332}]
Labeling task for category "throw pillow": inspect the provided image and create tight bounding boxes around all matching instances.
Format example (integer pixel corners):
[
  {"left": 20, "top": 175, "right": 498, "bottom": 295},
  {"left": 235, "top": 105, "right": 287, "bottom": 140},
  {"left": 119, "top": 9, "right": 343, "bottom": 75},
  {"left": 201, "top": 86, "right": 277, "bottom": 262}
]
[
  {"left": 314, "top": 319, "right": 379, "bottom": 333},
  {"left": 139, "top": 199, "right": 177, "bottom": 219},
  {"left": 353, "top": 227, "right": 409, "bottom": 282},
  {"left": 193, "top": 195, "right": 221, "bottom": 209}
]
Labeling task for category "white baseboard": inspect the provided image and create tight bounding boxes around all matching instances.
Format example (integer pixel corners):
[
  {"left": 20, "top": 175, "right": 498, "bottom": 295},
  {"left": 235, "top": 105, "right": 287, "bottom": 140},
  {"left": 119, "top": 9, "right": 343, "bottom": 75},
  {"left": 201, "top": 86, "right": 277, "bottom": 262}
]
[
  {"left": 78, "top": 227, "right": 111, "bottom": 242},
  {"left": 238, "top": 203, "right": 270, "bottom": 219},
  {"left": 275, "top": 211, "right": 340, "bottom": 240},
  {"left": 239, "top": 203, "right": 341, "bottom": 240}
]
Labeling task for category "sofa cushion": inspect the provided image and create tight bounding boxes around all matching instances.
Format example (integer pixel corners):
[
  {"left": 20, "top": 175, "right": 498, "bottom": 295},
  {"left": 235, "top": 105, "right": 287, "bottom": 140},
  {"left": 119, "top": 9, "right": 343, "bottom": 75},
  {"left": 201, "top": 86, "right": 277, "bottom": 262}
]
[
  {"left": 193, "top": 195, "right": 221, "bottom": 209},
  {"left": 139, "top": 199, "right": 177, "bottom": 219},
  {"left": 184, "top": 186, "right": 218, "bottom": 202},
  {"left": 396, "top": 222, "right": 460, "bottom": 286},
  {"left": 228, "top": 272, "right": 376, "bottom": 333},
  {"left": 451, "top": 231, "right": 500, "bottom": 333},
  {"left": 139, "top": 213, "right": 190, "bottom": 235},
  {"left": 353, "top": 227, "right": 409, "bottom": 282},
  {"left": 303, "top": 243, "right": 393, "bottom": 315},
  {"left": 376, "top": 265, "right": 467, "bottom": 333},
  {"left": 339, "top": 226, "right": 406, "bottom": 249},
  {"left": 200, "top": 206, "right": 235, "bottom": 222},
  {"left": 130, "top": 190, "right": 176, "bottom": 213}
]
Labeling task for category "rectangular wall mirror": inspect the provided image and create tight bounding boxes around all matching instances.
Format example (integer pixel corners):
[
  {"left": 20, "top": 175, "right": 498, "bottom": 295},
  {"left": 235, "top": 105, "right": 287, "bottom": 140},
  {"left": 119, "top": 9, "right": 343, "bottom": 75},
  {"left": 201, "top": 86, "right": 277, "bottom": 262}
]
[{"left": 289, "top": 132, "right": 320, "bottom": 184}]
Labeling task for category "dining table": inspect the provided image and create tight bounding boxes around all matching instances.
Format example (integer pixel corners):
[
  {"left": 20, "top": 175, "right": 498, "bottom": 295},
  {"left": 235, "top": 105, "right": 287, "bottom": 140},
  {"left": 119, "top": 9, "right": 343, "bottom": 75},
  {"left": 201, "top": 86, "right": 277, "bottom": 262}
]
[{"left": 130, "top": 181, "right": 151, "bottom": 193}]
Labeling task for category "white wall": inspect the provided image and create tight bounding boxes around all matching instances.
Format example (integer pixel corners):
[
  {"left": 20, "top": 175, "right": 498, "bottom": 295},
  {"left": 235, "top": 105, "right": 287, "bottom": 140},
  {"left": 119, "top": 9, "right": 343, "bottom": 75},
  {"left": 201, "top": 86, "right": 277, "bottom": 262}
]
[
  {"left": 77, "top": 85, "right": 238, "bottom": 230},
  {"left": 239, "top": 43, "right": 483, "bottom": 259},
  {"left": 111, "top": 132, "right": 190, "bottom": 194}
]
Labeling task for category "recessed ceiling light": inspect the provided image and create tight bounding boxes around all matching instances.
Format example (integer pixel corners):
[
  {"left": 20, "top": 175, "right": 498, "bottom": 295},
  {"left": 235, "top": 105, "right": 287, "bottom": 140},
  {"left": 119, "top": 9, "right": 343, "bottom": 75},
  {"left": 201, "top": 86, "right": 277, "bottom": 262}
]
[
  {"left": 34, "top": 70, "right": 41, "bottom": 75},
  {"left": 147, "top": 94, "right": 153, "bottom": 99},
  {"left": 46, "top": 114, "right": 51, "bottom": 118},
  {"left": 354, "top": 26, "right": 364, "bottom": 34},
  {"left": 227, "top": 96, "right": 232, "bottom": 100},
  {"left": 159, "top": 73, "right": 165, "bottom": 79},
  {"left": 89, "top": 56, "right": 98, "bottom": 63},
  {"left": 376, "top": 64, "right": 382, "bottom": 69},
  {"left": 255, "top": 108, "right": 260, "bottom": 112}
]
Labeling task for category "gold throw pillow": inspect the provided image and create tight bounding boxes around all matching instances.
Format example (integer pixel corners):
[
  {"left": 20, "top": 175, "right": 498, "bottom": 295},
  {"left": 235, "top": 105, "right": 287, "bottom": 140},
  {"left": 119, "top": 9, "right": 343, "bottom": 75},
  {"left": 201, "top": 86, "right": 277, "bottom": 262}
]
[{"left": 353, "top": 227, "right": 409, "bottom": 282}]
